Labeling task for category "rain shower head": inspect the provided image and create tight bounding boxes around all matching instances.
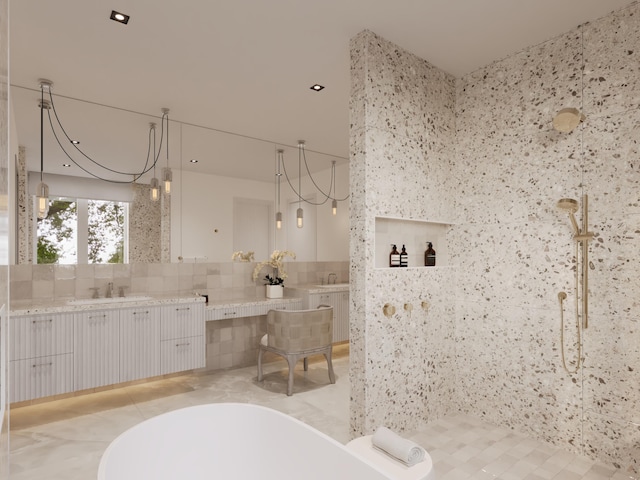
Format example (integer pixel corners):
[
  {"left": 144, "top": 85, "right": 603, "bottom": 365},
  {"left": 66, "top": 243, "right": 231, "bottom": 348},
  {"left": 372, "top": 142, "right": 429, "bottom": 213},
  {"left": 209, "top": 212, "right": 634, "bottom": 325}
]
[{"left": 557, "top": 198, "right": 580, "bottom": 235}]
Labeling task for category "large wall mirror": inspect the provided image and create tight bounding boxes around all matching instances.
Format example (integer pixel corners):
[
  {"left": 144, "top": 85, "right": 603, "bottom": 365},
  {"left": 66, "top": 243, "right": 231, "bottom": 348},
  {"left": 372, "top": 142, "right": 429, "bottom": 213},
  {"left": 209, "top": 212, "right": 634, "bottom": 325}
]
[{"left": 10, "top": 86, "right": 350, "bottom": 264}]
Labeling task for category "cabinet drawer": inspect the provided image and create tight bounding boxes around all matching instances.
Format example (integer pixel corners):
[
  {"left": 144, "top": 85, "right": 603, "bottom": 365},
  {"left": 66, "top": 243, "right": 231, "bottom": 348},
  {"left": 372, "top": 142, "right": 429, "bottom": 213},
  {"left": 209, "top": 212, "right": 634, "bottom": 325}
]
[
  {"left": 10, "top": 353, "right": 74, "bottom": 403},
  {"left": 10, "top": 313, "right": 74, "bottom": 361},
  {"left": 161, "top": 303, "right": 204, "bottom": 340},
  {"left": 160, "top": 336, "right": 205, "bottom": 374}
]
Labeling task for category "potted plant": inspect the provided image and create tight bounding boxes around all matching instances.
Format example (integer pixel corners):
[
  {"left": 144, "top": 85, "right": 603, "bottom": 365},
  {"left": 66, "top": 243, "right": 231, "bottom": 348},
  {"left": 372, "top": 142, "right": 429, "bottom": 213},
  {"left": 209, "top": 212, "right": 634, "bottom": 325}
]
[{"left": 251, "top": 250, "right": 296, "bottom": 298}]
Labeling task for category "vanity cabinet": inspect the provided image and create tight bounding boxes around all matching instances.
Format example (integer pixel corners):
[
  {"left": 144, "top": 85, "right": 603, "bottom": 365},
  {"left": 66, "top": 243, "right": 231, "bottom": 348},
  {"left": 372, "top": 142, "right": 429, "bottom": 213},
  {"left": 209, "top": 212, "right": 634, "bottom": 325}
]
[
  {"left": 120, "top": 306, "right": 161, "bottom": 382},
  {"left": 74, "top": 309, "right": 120, "bottom": 391},
  {"left": 9, "top": 312, "right": 74, "bottom": 403},
  {"left": 160, "top": 302, "right": 205, "bottom": 374},
  {"left": 10, "top": 298, "right": 206, "bottom": 403}
]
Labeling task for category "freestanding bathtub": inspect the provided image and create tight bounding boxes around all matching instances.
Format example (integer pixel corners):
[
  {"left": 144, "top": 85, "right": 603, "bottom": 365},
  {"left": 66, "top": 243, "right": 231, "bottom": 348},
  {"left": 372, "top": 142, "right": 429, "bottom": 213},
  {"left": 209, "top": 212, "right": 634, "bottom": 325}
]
[{"left": 98, "top": 403, "right": 395, "bottom": 480}]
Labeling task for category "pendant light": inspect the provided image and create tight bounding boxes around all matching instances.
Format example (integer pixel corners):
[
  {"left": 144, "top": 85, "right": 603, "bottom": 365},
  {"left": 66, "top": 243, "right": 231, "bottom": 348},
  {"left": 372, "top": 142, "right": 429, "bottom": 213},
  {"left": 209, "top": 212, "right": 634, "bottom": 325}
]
[
  {"left": 162, "top": 108, "right": 172, "bottom": 194},
  {"left": 296, "top": 141, "right": 304, "bottom": 228},
  {"left": 149, "top": 122, "right": 160, "bottom": 201},
  {"left": 36, "top": 80, "right": 51, "bottom": 219},
  {"left": 275, "top": 149, "right": 283, "bottom": 229}
]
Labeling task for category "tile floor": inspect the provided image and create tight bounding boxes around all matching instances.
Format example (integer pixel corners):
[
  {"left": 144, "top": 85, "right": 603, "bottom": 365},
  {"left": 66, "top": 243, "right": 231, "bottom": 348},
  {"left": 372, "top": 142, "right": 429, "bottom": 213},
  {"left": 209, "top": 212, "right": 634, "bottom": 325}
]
[{"left": 8, "top": 347, "right": 635, "bottom": 480}]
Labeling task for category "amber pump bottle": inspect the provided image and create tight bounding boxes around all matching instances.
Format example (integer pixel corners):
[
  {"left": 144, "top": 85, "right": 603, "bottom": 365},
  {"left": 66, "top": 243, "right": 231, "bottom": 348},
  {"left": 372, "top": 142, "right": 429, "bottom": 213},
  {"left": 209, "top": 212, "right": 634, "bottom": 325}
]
[
  {"left": 425, "top": 242, "right": 436, "bottom": 266},
  {"left": 390, "top": 244, "right": 401, "bottom": 267},
  {"left": 400, "top": 245, "right": 408, "bottom": 267}
]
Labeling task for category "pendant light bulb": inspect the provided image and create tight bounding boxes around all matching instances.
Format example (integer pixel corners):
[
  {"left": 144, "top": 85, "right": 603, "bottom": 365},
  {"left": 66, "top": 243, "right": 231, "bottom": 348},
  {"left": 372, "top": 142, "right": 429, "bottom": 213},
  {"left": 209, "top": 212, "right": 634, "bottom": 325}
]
[
  {"left": 276, "top": 211, "right": 282, "bottom": 229},
  {"left": 150, "top": 177, "right": 160, "bottom": 201},
  {"left": 296, "top": 207, "right": 303, "bottom": 228},
  {"left": 36, "top": 182, "right": 49, "bottom": 219},
  {"left": 332, "top": 199, "right": 337, "bottom": 215},
  {"left": 162, "top": 167, "right": 172, "bottom": 194}
]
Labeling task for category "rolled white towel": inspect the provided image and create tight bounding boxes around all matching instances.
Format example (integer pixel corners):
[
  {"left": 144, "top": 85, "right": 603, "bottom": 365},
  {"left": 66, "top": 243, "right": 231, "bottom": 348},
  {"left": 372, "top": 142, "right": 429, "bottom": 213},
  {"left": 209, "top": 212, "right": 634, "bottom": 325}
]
[{"left": 371, "top": 426, "right": 425, "bottom": 467}]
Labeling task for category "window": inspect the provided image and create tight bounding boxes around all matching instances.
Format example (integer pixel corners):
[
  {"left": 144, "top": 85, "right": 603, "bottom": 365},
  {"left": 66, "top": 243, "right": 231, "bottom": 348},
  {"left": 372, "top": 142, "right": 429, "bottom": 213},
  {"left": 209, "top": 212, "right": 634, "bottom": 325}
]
[{"left": 37, "top": 197, "right": 128, "bottom": 264}]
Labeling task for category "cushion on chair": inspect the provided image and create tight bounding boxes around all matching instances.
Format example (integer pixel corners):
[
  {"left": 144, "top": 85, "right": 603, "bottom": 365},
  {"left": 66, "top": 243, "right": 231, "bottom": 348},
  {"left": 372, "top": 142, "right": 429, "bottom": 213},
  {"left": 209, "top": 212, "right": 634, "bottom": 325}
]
[{"left": 260, "top": 334, "right": 268, "bottom": 346}]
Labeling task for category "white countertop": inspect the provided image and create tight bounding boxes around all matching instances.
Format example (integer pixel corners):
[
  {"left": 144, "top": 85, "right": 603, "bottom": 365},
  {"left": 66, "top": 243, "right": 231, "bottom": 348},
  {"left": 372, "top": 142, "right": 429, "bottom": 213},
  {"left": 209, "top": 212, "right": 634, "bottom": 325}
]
[
  {"left": 284, "top": 283, "right": 350, "bottom": 294},
  {"left": 10, "top": 294, "right": 206, "bottom": 316}
]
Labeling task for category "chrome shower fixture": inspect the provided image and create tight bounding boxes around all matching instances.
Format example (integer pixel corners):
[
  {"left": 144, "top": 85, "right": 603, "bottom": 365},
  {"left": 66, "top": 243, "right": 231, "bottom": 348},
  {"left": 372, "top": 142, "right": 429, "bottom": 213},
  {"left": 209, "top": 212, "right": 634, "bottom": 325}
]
[{"left": 552, "top": 108, "right": 585, "bottom": 133}]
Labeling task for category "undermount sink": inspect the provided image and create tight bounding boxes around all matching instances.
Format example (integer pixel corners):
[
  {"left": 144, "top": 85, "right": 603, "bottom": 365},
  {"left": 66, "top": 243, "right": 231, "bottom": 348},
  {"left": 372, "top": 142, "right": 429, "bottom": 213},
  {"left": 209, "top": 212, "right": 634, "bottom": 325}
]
[
  {"left": 313, "top": 283, "right": 349, "bottom": 288},
  {"left": 67, "top": 296, "right": 153, "bottom": 306}
]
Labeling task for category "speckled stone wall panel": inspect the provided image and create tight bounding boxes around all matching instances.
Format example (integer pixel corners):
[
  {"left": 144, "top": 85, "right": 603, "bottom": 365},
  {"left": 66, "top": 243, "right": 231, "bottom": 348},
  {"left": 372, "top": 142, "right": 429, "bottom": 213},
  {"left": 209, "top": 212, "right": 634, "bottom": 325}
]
[
  {"left": 584, "top": 3, "right": 640, "bottom": 117},
  {"left": 129, "top": 183, "right": 161, "bottom": 263},
  {"left": 349, "top": 30, "right": 457, "bottom": 437},
  {"left": 16, "top": 146, "right": 30, "bottom": 264},
  {"left": 454, "top": 5, "right": 640, "bottom": 473}
]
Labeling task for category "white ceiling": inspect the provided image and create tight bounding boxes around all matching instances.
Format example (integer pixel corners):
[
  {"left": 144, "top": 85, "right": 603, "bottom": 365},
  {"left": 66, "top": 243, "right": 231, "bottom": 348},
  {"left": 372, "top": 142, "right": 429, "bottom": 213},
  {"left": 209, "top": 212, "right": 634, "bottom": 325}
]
[{"left": 9, "top": 0, "right": 636, "bottom": 183}]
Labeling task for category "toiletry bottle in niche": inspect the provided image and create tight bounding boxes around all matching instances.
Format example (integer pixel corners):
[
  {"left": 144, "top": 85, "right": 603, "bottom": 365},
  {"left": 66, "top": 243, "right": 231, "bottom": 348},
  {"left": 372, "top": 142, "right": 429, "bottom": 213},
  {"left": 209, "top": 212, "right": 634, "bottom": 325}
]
[
  {"left": 390, "top": 244, "right": 401, "bottom": 267},
  {"left": 400, "top": 244, "right": 408, "bottom": 267},
  {"left": 425, "top": 242, "right": 436, "bottom": 266}
]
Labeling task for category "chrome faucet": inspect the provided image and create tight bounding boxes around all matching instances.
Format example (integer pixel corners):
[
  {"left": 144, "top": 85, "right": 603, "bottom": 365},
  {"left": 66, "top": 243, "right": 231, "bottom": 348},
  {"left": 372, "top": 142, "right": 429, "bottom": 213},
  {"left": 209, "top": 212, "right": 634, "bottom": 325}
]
[
  {"left": 327, "top": 273, "right": 337, "bottom": 285},
  {"left": 106, "top": 282, "right": 114, "bottom": 298}
]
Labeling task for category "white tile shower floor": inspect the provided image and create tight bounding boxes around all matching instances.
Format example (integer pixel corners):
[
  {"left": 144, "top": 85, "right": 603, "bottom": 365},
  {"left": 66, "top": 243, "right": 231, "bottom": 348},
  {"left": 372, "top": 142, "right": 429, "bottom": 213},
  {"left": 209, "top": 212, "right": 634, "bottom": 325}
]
[{"left": 8, "top": 346, "right": 634, "bottom": 479}]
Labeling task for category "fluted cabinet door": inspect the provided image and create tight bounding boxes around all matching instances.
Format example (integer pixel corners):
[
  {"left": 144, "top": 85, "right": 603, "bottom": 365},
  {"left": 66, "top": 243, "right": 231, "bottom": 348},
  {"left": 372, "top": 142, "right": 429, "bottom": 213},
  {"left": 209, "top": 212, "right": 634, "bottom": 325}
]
[
  {"left": 333, "top": 292, "right": 350, "bottom": 342},
  {"left": 119, "top": 306, "right": 161, "bottom": 383},
  {"left": 160, "top": 336, "right": 205, "bottom": 374},
  {"left": 10, "top": 354, "right": 74, "bottom": 403},
  {"left": 160, "top": 302, "right": 204, "bottom": 341},
  {"left": 74, "top": 310, "right": 119, "bottom": 391},
  {"left": 10, "top": 312, "right": 74, "bottom": 361}
]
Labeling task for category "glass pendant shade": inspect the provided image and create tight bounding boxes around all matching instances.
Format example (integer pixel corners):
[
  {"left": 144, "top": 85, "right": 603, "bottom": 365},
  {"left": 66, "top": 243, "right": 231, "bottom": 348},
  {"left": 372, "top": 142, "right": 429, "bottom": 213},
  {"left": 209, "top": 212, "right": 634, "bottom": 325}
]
[
  {"left": 332, "top": 199, "right": 337, "bottom": 215},
  {"left": 296, "top": 207, "right": 303, "bottom": 228},
  {"left": 36, "top": 181, "right": 49, "bottom": 219},
  {"left": 162, "top": 167, "right": 172, "bottom": 194},
  {"left": 276, "top": 211, "right": 282, "bottom": 229},
  {"left": 150, "top": 177, "right": 160, "bottom": 201}
]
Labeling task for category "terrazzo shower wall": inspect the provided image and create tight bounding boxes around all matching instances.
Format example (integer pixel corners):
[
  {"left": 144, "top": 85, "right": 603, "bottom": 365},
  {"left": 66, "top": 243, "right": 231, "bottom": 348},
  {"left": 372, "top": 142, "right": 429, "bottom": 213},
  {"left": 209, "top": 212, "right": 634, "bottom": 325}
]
[
  {"left": 453, "top": 4, "right": 640, "bottom": 473},
  {"left": 349, "top": 30, "right": 457, "bottom": 436}
]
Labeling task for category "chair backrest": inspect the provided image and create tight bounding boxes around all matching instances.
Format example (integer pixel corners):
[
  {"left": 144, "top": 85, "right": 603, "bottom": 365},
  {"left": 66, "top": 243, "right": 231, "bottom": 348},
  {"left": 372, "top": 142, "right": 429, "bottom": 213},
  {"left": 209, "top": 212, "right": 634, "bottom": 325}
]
[{"left": 266, "top": 307, "right": 333, "bottom": 352}]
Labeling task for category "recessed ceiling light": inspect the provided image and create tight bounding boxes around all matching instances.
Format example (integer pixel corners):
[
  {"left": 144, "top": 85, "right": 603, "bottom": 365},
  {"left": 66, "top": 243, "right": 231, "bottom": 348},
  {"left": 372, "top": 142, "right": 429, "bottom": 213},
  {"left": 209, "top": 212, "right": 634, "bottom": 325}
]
[
  {"left": 190, "top": 159, "right": 198, "bottom": 163},
  {"left": 310, "top": 84, "right": 325, "bottom": 92},
  {"left": 62, "top": 163, "right": 71, "bottom": 167},
  {"left": 71, "top": 140, "right": 80, "bottom": 145},
  {"left": 110, "top": 10, "right": 130, "bottom": 24}
]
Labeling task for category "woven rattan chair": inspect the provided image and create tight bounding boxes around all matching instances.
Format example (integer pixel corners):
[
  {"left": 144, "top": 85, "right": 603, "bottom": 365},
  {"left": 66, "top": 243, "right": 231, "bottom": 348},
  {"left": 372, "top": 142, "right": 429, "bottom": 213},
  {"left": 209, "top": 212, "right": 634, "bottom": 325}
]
[{"left": 257, "top": 307, "right": 335, "bottom": 396}]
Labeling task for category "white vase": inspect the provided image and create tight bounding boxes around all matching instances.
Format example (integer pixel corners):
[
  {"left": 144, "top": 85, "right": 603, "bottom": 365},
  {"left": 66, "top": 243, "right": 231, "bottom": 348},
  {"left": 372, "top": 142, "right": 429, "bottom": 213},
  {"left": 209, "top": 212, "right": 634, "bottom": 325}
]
[{"left": 266, "top": 285, "right": 283, "bottom": 299}]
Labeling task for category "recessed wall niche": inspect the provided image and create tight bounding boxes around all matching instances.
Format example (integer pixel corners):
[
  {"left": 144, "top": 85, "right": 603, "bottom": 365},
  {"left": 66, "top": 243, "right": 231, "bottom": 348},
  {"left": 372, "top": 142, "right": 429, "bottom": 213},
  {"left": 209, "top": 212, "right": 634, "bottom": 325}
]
[{"left": 374, "top": 216, "right": 451, "bottom": 269}]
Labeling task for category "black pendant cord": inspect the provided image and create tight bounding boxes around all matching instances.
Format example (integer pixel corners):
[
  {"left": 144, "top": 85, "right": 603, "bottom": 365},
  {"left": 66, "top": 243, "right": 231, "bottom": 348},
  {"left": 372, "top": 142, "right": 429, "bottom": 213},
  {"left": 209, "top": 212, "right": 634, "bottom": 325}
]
[{"left": 46, "top": 88, "right": 165, "bottom": 179}]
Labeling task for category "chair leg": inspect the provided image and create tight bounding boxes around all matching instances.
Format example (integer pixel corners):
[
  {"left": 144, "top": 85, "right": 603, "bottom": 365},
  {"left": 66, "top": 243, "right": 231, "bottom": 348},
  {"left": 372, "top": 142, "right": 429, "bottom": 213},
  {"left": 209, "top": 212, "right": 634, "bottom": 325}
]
[
  {"left": 324, "top": 348, "right": 335, "bottom": 384},
  {"left": 303, "top": 357, "right": 308, "bottom": 371},
  {"left": 286, "top": 355, "right": 296, "bottom": 396},
  {"left": 257, "top": 347, "right": 264, "bottom": 382}
]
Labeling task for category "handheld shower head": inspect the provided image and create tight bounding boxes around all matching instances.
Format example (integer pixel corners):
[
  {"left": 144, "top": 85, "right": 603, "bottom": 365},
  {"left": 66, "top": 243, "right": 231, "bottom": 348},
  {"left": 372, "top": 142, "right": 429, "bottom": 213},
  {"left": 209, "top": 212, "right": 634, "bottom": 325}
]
[
  {"left": 557, "top": 198, "right": 580, "bottom": 235},
  {"left": 557, "top": 198, "right": 578, "bottom": 213}
]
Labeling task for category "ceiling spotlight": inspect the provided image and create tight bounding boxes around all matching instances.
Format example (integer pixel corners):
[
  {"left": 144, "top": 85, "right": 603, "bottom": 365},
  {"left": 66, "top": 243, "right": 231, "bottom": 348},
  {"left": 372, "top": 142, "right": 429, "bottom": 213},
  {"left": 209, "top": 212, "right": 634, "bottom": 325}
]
[
  {"left": 62, "top": 163, "right": 71, "bottom": 167},
  {"left": 310, "top": 84, "right": 325, "bottom": 92},
  {"left": 71, "top": 139, "right": 80, "bottom": 145},
  {"left": 110, "top": 10, "right": 130, "bottom": 24},
  {"left": 190, "top": 159, "right": 199, "bottom": 163}
]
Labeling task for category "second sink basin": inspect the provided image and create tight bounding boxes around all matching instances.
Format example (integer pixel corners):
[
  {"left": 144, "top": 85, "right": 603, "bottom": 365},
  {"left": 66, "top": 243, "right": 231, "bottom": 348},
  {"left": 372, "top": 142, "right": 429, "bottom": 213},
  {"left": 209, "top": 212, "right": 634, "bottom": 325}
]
[
  {"left": 67, "top": 296, "right": 153, "bottom": 306},
  {"left": 313, "top": 283, "right": 349, "bottom": 288}
]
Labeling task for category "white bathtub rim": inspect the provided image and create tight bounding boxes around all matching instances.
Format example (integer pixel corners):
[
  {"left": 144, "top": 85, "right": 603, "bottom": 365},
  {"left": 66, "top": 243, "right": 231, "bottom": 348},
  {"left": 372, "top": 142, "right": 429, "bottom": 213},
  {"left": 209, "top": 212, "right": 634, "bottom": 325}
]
[{"left": 98, "top": 402, "right": 395, "bottom": 480}]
